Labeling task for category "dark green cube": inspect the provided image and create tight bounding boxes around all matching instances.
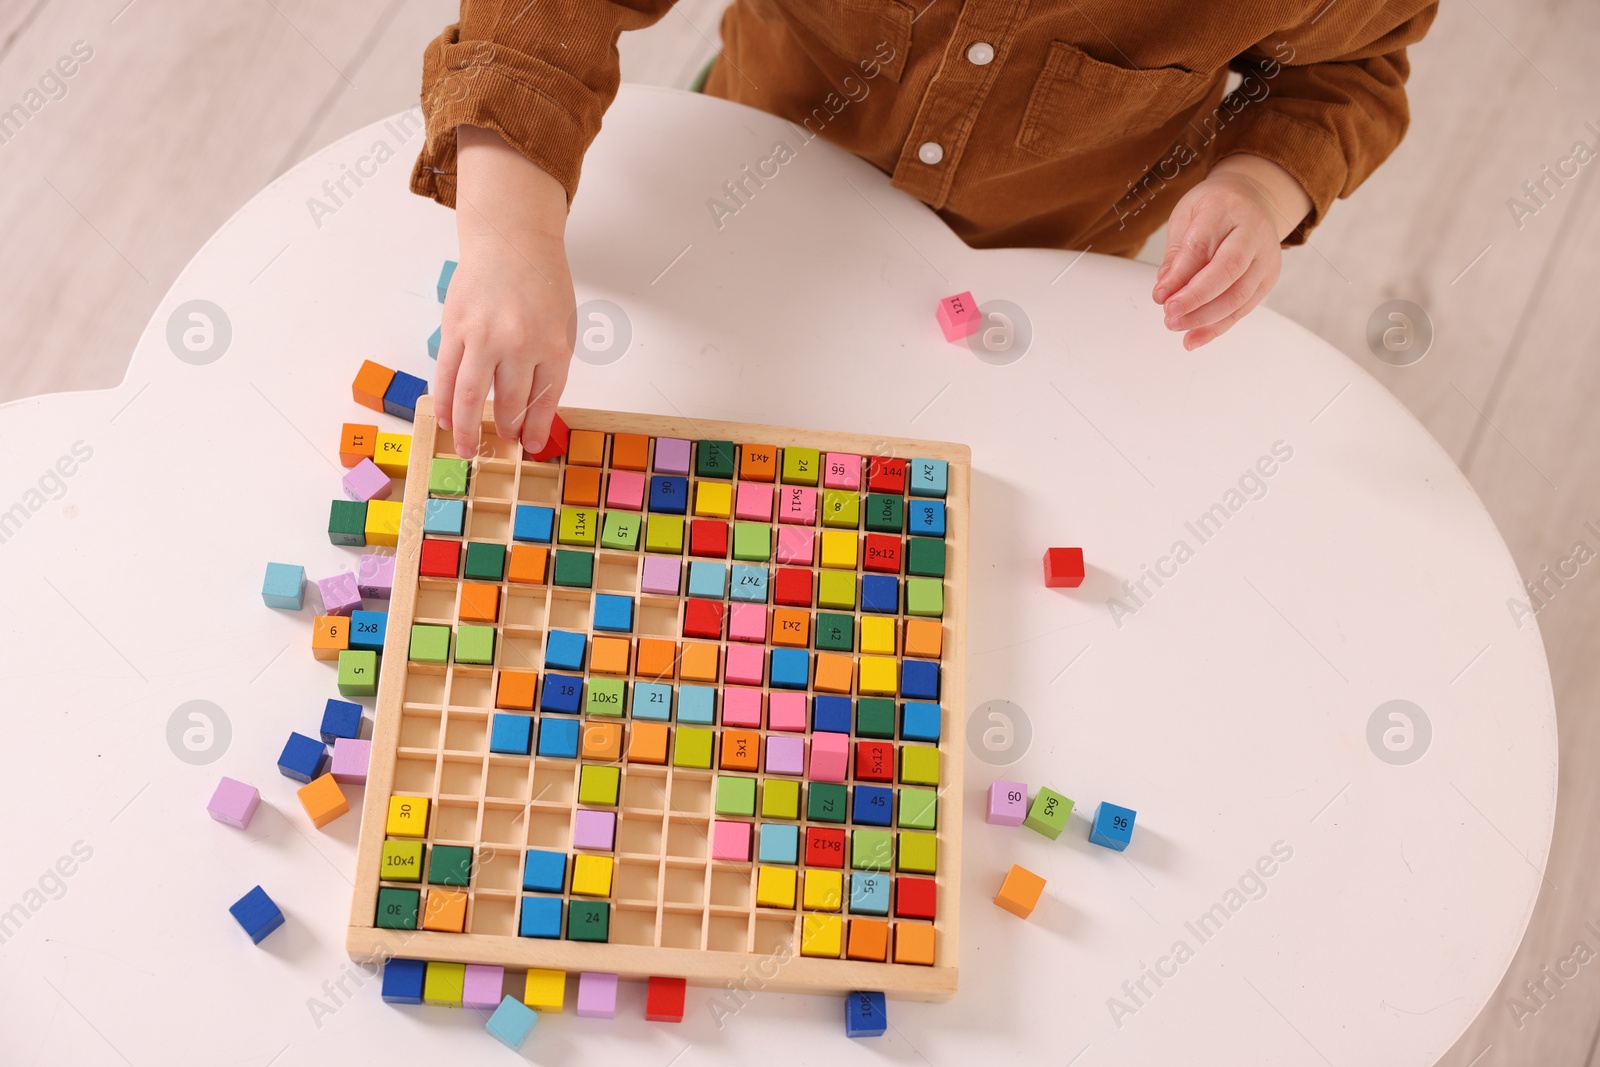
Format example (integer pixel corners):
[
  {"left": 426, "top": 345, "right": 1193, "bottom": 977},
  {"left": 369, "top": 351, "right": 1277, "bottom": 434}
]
[
  {"left": 815, "top": 613, "right": 854, "bottom": 652},
  {"left": 807, "top": 782, "right": 848, "bottom": 823},
  {"left": 428, "top": 844, "right": 474, "bottom": 886},
  {"left": 329, "top": 499, "right": 367, "bottom": 546},
  {"left": 696, "top": 440, "right": 736, "bottom": 479},
  {"left": 463, "top": 542, "right": 506, "bottom": 581},
  {"left": 567, "top": 900, "right": 610, "bottom": 941},
  {"left": 906, "top": 537, "right": 946, "bottom": 578},
  {"left": 374, "top": 887, "right": 419, "bottom": 930},
  {"left": 553, "top": 549, "right": 594, "bottom": 588},
  {"left": 856, "top": 698, "right": 897, "bottom": 739},
  {"left": 864, "top": 493, "right": 904, "bottom": 533}
]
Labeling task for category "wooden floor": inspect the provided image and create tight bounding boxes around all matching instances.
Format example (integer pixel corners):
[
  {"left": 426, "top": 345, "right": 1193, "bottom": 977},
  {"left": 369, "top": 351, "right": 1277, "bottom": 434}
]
[{"left": 3, "top": 1, "right": 1597, "bottom": 1062}]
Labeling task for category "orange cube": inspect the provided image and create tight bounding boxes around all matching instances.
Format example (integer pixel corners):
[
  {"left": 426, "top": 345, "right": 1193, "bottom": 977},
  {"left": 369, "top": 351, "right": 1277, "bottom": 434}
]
[
  {"left": 719, "top": 729, "right": 760, "bottom": 772},
  {"left": 496, "top": 670, "right": 537, "bottom": 710},
  {"left": 680, "top": 642, "right": 720, "bottom": 682},
  {"left": 422, "top": 888, "right": 468, "bottom": 932},
  {"left": 771, "top": 609, "right": 810, "bottom": 648},
  {"left": 995, "top": 864, "right": 1046, "bottom": 919},
  {"left": 352, "top": 360, "right": 395, "bottom": 413},
  {"left": 893, "top": 922, "right": 936, "bottom": 966},
  {"left": 297, "top": 773, "right": 349, "bottom": 829},
  {"left": 610, "top": 433, "right": 650, "bottom": 472},
  {"left": 739, "top": 444, "right": 778, "bottom": 482},
  {"left": 311, "top": 615, "right": 348, "bottom": 661},
  {"left": 903, "top": 617, "right": 943, "bottom": 659},
  {"left": 567, "top": 429, "right": 606, "bottom": 467},
  {"left": 813, "top": 653, "right": 854, "bottom": 694},
  {"left": 459, "top": 583, "right": 501, "bottom": 623},
  {"left": 582, "top": 721, "right": 624, "bottom": 761},
  {"left": 507, "top": 545, "right": 548, "bottom": 585},
  {"left": 635, "top": 638, "right": 678, "bottom": 680},
  {"left": 563, "top": 467, "right": 602, "bottom": 507},
  {"left": 846, "top": 918, "right": 890, "bottom": 961},
  {"left": 627, "top": 722, "right": 670, "bottom": 764},
  {"left": 340, "top": 423, "right": 379, "bottom": 468},
  {"left": 590, "top": 636, "right": 632, "bottom": 675}
]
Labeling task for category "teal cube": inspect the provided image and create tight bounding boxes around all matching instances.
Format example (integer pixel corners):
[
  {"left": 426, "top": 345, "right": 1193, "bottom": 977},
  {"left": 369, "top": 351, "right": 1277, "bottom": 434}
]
[{"left": 261, "top": 562, "right": 305, "bottom": 610}]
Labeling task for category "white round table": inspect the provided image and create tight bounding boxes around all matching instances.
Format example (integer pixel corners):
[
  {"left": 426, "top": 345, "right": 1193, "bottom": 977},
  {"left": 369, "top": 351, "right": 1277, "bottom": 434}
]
[{"left": 0, "top": 86, "right": 1555, "bottom": 1066}]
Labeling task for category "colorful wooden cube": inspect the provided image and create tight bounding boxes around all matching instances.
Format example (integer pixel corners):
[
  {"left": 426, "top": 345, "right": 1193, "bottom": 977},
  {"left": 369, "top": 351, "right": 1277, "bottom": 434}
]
[
  {"left": 486, "top": 995, "right": 538, "bottom": 1050},
  {"left": 327, "top": 499, "right": 366, "bottom": 546},
  {"left": 342, "top": 457, "right": 392, "bottom": 502},
  {"left": 383, "top": 370, "right": 428, "bottom": 421},
  {"left": 229, "top": 885, "right": 284, "bottom": 944},
  {"left": 645, "top": 976, "right": 687, "bottom": 1022},
  {"left": 382, "top": 959, "right": 427, "bottom": 1004},
  {"left": 995, "top": 864, "right": 1046, "bottom": 919},
  {"left": 297, "top": 773, "right": 349, "bottom": 829},
  {"left": 846, "top": 990, "right": 888, "bottom": 1038},
  {"left": 1090, "top": 802, "right": 1137, "bottom": 851},
  {"left": 936, "top": 291, "right": 980, "bottom": 341},
  {"left": 373, "top": 432, "right": 411, "bottom": 477},
  {"left": 339, "top": 422, "right": 378, "bottom": 468},
  {"left": 331, "top": 737, "right": 371, "bottom": 783},
  {"left": 1025, "top": 787, "right": 1073, "bottom": 839},
  {"left": 1044, "top": 546, "right": 1085, "bottom": 588},
  {"left": 523, "top": 968, "right": 566, "bottom": 1012},
  {"left": 526, "top": 413, "right": 571, "bottom": 462},
  {"left": 352, "top": 360, "right": 394, "bottom": 412},
  {"left": 337, "top": 649, "right": 378, "bottom": 696},
  {"left": 436, "top": 259, "right": 456, "bottom": 302},
  {"left": 316, "top": 572, "right": 361, "bottom": 616},
  {"left": 206, "top": 776, "right": 260, "bottom": 829},
  {"left": 277, "top": 732, "right": 326, "bottom": 783},
  {"left": 261, "top": 562, "right": 304, "bottom": 610},
  {"left": 987, "top": 780, "right": 1028, "bottom": 826},
  {"left": 357, "top": 554, "right": 395, "bottom": 599},
  {"left": 576, "top": 972, "right": 619, "bottom": 1019}
]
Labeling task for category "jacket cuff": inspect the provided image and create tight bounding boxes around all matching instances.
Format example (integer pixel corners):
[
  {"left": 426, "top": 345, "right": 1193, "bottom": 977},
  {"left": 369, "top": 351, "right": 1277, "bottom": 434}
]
[{"left": 1213, "top": 107, "right": 1346, "bottom": 247}]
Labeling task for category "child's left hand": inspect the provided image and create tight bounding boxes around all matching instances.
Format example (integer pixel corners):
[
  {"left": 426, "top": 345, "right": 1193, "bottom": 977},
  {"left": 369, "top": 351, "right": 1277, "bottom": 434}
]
[{"left": 1152, "top": 154, "right": 1313, "bottom": 350}]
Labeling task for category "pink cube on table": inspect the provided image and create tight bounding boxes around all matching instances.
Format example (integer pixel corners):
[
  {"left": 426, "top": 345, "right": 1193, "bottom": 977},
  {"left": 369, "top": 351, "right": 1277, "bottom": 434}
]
[
  {"left": 207, "top": 776, "right": 261, "bottom": 830},
  {"left": 341, "top": 458, "right": 392, "bottom": 502},
  {"left": 641, "top": 556, "right": 682, "bottom": 596},
  {"left": 576, "top": 972, "right": 619, "bottom": 1019},
  {"left": 721, "top": 687, "right": 763, "bottom": 728},
  {"left": 823, "top": 453, "right": 861, "bottom": 491},
  {"left": 316, "top": 572, "right": 361, "bottom": 616},
  {"left": 777, "top": 486, "right": 816, "bottom": 525},
  {"left": 937, "top": 291, "right": 982, "bottom": 341},
  {"left": 357, "top": 554, "right": 394, "bottom": 599},
  {"left": 987, "top": 780, "right": 1029, "bottom": 826},
  {"left": 654, "top": 437, "right": 691, "bottom": 475},
  {"left": 605, "top": 470, "right": 645, "bottom": 511},
  {"left": 768, "top": 692, "right": 807, "bottom": 732},
  {"left": 573, "top": 809, "right": 617, "bottom": 851},
  {"left": 765, "top": 735, "right": 805, "bottom": 776},
  {"left": 776, "top": 528, "right": 815, "bottom": 565},
  {"left": 711, "top": 819, "right": 752, "bottom": 861},
  {"left": 809, "top": 732, "right": 849, "bottom": 782},
  {"left": 734, "top": 481, "right": 774, "bottom": 521},
  {"left": 462, "top": 964, "right": 506, "bottom": 1011},
  {"left": 331, "top": 738, "right": 371, "bottom": 784},
  {"left": 727, "top": 603, "right": 768, "bottom": 644},
  {"left": 724, "top": 644, "right": 765, "bottom": 686}
]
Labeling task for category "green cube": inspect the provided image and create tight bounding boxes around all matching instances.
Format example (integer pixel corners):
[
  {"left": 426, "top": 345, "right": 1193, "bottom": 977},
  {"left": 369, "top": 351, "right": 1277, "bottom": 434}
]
[
  {"left": 696, "top": 440, "right": 736, "bottom": 478},
  {"left": 715, "top": 775, "right": 757, "bottom": 816},
  {"left": 463, "top": 542, "right": 506, "bottom": 581},
  {"left": 600, "top": 511, "right": 641, "bottom": 551},
  {"left": 673, "top": 726, "right": 715, "bottom": 768},
  {"left": 455, "top": 624, "right": 495, "bottom": 665},
  {"left": 900, "top": 745, "right": 940, "bottom": 786},
  {"left": 429, "top": 457, "right": 470, "bottom": 497},
  {"left": 782, "top": 447, "right": 820, "bottom": 486},
  {"left": 855, "top": 698, "right": 896, "bottom": 739},
  {"left": 328, "top": 499, "right": 367, "bottom": 546},
  {"left": 644, "top": 515, "right": 684, "bottom": 553},
  {"left": 567, "top": 900, "right": 610, "bottom": 942},
  {"left": 905, "top": 577, "right": 944, "bottom": 617},
  {"left": 906, "top": 537, "right": 945, "bottom": 578},
  {"left": 1025, "top": 787, "right": 1073, "bottom": 839},
  {"left": 428, "top": 844, "right": 474, "bottom": 886},
  {"left": 864, "top": 493, "right": 904, "bottom": 533},
  {"left": 851, "top": 829, "right": 894, "bottom": 871},
  {"left": 375, "top": 887, "right": 419, "bottom": 930},
  {"left": 817, "top": 570, "right": 856, "bottom": 610},
  {"left": 578, "top": 765, "right": 620, "bottom": 805},
  {"left": 807, "top": 782, "right": 848, "bottom": 823},
  {"left": 337, "top": 650, "right": 378, "bottom": 696},
  {"left": 898, "top": 788, "right": 938, "bottom": 830},
  {"left": 553, "top": 549, "right": 594, "bottom": 588},
  {"left": 814, "top": 613, "right": 854, "bottom": 652},
  {"left": 732, "top": 523, "right": 771, "bottom": 561},
  {"left": 762, "top": 779, "right": 800, "bottom": 820},
  {"left": 380, "top": 840, "right": 424, "bottom": 882},
  {"left": 558, "top": 507, "right": 598, "bottom": 547},
  {"left": 409, "top": 624, "right": 451, "bottom": 663},
  {"left": 898, "top": 831, "right": 938, "bottom": 874},
  {"left": 586, "top": 677, "right": 626, "bottom": 717}
]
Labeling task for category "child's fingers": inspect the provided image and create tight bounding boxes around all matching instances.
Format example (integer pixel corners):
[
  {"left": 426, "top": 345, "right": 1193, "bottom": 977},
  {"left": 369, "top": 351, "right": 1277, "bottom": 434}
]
[
  {"left": 433, "top": 326, "right": 466, "bottom": 433},
  {"left": 1163, "top": 228, "right": 1250, "bottom": 324},
  {"left": 1184, "top": 279, "right": 1268, "bottom": 350},
  {"left": 450, "top": 352, "right": 493, "bottom": 458},
  {"left": 520, "top": 357, "right": 569, "bottom": 454},
  {"left": 1165, "top": 264, "right": 1262, "bottom": 333},
  {"left": 493, "top": 358, "right": 534, "bottom": 444}
]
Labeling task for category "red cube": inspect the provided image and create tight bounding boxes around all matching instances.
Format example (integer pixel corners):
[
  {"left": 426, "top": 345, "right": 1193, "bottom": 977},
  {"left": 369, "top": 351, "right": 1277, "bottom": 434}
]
[
  {"left": 524, "top": 413, "right": 570, "bottom": 463},
  {"left": 682, "top": 598, "right": 725, "bottom": 640},
  {"left": 1043, "top": 547, "right": 1085, "bottom": 588},
  {"left": 689, "top": 519, "right": 729, "bottom": 558},
  {"left": 895, "top": 877, "right": 938, "bottom": 920},
  {"left": 854, "top": 741, "right": 896, "bottom": 782},
  {"left": 418, "top": 538, "right": 461, "bottom": 579},
  {"left": 867, "top": 457, "right": 907, "bottom": 494},
  {"left": 773, "top": 568, "right": 814, "bottom": 607},
  {"left": 806, "top": 827, "right": 846, "bottom": 868},
  {"left": 862, "top": 534, "right": 903, "bottom": 575},
  {"left": 645, "top": 975, "right": 687, "bottom": 1022}
]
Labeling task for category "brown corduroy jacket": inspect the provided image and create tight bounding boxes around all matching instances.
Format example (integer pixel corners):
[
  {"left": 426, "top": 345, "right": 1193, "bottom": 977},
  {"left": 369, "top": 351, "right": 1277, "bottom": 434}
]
[{"left": 411, "top": 1, "right": 1436, "bottom": 257}]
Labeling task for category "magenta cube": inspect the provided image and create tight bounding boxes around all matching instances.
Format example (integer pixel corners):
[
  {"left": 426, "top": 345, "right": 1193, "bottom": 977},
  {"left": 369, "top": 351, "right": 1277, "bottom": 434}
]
[
  {"left": 641, "top": 556, "right": 681, "bottom": 596},
  {"left": 331, "top": 738, "right": 371, "bottom": 784},
  {"left": 357, "top": 554, "right": 395, "bottom": 599},
  {"left": 768, "top": 692, "right": 807, "bottom": 732},
  {"left": 722, "top": 687, "right": 763, "bottom": 728},
  {"left": 765, "top": 736, "right": 805, "bottom": 776},
  {"left": 207, "top": 776, "right": 261, "bottom": 830},
  {"left": 316, "top": 572, "right": 361, "bottom": 616},
  {"left": 654, "top": 437, "right": 691, "bottom": 475},
  {"left": 823, "top": 453, "right": 861, "bottom": 491},
  {"left": 724, "top": 645, "right": 765, "bottom": 686},
  {"left": 937, "top": 291, "right": 981, "bottom": 341},
  {"left": 606, "top": 470, "right": 645, "bottom": 511},
  {"left": 776, "top": 528, "right": 815, "bottom": 565},
  {"left": 777, "top": 486, "right": 816, "bottom": 525},
  {"left": 576, "top": 972, "right": 619, "bottom": 1019},
  {"left": 711, "top": 819, "right": 752, "bottom": 861},
  {"left": 462, "top": 964, "right": 506, "bottom": 1011},
  {"left": 988, "top": 780, "right": 1029, "bottom": 826},
  {"left": 734, "top": 482, "right": 774, "bottom": 521},
  {"left": 342, "top": 458, "right": 392, "bottom": 502},
  {"left": 573, "top": 809, "right": 616, "bottom": 851},
  {"left": 727, "top": 603, "right": 767, "bottom": 644},
  {"left": 809, "top": 733, "right": 849, "bottom": 782}
]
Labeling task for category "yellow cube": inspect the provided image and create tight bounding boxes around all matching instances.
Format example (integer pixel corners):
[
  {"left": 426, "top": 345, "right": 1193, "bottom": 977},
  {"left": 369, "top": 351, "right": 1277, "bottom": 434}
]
[
  {"left": 373, "top": 432, "right": 410, "bottom": 476},
  {"left": 645, "top": 514, "right": 685, "bottom": 553},
  {"left": 756, "top": 866, "right": 797, "bottom": 908},
  {"left": 800, "top": 913, "right": 844, "bottom": 958},
  {"left": 860, "top": 617, "right": 896, "bottom": 656},
  {"left": 578, "top": 764, "right": 621, "bottom": 805},
  {"left": 898, "top": 831, "right": 938, "bottom": 874},
  {"left": 858, "top": 655, "right": 898, "bottom": 696},
  {"left": 422, "top": 961, "right": 465, "bottom": 1006},
  {"left": 900, "top": 745, "right": 941, "bottom": 785},
  {"left": 695, "top": 481, "right": 733, "bottom": 519},
  {"left": 817, "top": 570, "right": 856, "bottom": 609},
  {"left": 571, "top": 854, "right": 614, "bottom": 897},
  {"left": 365, "top": 499, "right": 402, "bottom": 547},
  {"left": 819, "top": 530, "right": 858, "bottom": 570},
  {"left": 523, "top": 968, "right": 566, "bottom": 1012},
  {"left": 385, "top": 795, "right": 429, "bottom": 837},
  {"left": 802, "top": 869, "right": 843, "bottom": 912}
]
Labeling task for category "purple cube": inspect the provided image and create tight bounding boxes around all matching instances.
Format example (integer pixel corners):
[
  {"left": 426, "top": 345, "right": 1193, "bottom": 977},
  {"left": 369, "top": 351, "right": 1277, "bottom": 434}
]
[
  {"left": 641, "top": 555, "right": 681, "bottom": 596},
  {"left": 342, "top": 458, "right": 392, "bottom": 502},
  {"left": 576, "top": 972, "right": 619, "bottom": 1019},
  {"left": 764, "top": 736, "right": 805, "bottom": 776},
  {"left": 207, "top": 776, "right": 261, "bottom": 830},
  {"left": 987, "top": 780, "right": 1028, "bottom": 826},
  {"left": 572, "top": 809, "right": 616, "bottom": 851},
  {"left": 316, "top": 572, "right": 361, "bottom": 616},
  {"left": 462, "top": 964, "right": 506, "bottom": 1011},
  {"left": 654, "top": 437, "right": 691, "bottom": 475},
  {"left": 331, "top": 738, "right": 371, "bottom": 784},
  {"left": 357, "top": 554, "right": 395, "bottom": 599}
]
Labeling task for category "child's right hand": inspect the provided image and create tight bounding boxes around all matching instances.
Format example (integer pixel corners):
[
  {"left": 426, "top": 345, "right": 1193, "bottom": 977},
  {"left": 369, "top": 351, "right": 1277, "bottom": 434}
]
[{"left": 434, "top": 125, "right": 575, "bottom": 459}]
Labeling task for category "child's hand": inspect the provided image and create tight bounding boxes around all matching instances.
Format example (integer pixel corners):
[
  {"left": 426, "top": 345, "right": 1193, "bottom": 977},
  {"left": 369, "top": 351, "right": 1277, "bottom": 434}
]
[
  {"left": 435, "top": 125, "right": 575, "bottom": 459},
  {"left": 1152, "top": 154, "right": 1312, "bottom": 350}
]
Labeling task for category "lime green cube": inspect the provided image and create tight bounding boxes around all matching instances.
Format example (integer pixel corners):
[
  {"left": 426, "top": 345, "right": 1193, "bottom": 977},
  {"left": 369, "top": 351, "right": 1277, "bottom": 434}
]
[
  {"left": 337, "top": 650, "right": 378, "bottom": 696},
  {"left": 762, "top": 779, "right": 800, "bottom": 820},
  {"left": 645, "top": 514, "right": 685, "bottom": 553},
  {"left": 851, "top": 829, "right": 893, "bottom": 871},
  {"left": 558, "top": 507, "right": 599, "bottom": 547},
  {"left": 586, "top": 677, "right": 626, "bottom": 717},
  {"left": 600, "top": 511, "right": 641, "bottom": 551},
  {"left": 715, "top": 775, "right": 757, "bottom": 816},
  {"left": 673, "top": 726, "right": 715, "bottom": 768},
  {"left": 821, "top": 490, "right": 860, "bottom": 529},
  {"left": 905, "top": 577, "right": 944, "bottom": 617},
  {"left": 898, "top": 788, "right": 938, "bottom": 830},
  {"left": 380, "top": 840, "right": 424, "bottom": 882},
  {"left": 814, "top": 613, "right": 854, "bottom": 652},
  {"left": 817, "top": 570, "right": 856, "bottom": 610},
  {"left": 899, "top": 745, "right": 940, "bottom": 786},
  {"left": 732, "top": 523, "right": 771, "bottom": 562},
  {"left": 897, "top": 831, "right": 938, "bottom": 874},
  {"left": 782, "top": 447, "right": 820, "bottom": 486},
  {"left": 553, "top": 549, "right": 593, "bottom": 587},
  {"left": 429, "top": 457, "right": 470, "bottom": 497},
  {"left": 454, "top": 624, "right": 495, "bottom": 665},
  {"left": 578, "top": 765, "right": 620, "bottom": 806},
  {"left": 409, "top": 624, "right": 451, "bottom": 663},
  {"left": 1025, "top": 787, "right": 1073, "bottom": 839}
]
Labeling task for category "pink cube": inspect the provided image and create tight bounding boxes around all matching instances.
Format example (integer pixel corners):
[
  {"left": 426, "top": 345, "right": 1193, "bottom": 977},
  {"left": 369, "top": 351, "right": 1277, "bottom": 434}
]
[
  {"left": 331, "top": 738, "right": 371, "bottom": 784},
  {"left": 728, "top": 603, "right": 768, "bottom": 643},
  {"left": 937, "top": 291, "right": 981, "bottom": 341},
  {"left": 776, "top": 528, "right": 815, "bottom": 565},
  {"left": 462, "top": 964, "right": 506, "bottom": 1011},
  {"left": 606, "top": 470, "right": 645, "bottom": 511},
  {"left": 573, "top": 809, "right": 617, "bottom": 850},
  {"left": 316, "top": 572, "right": 361, "bottom": 616},
  {"left": 207, "top": 776, "right": 260, "bottom": 830},
  {"left": 342, "top": 458, "right": 392, "bottom": 502},
  {"left": 577, "top": 972, "right": 619, "bottom": 1019},
  {"left": 777, "top": 486, "right": 816, "bottom": 525},
  {"left": 768, "top": 692, "right": 807, "bottom": 732},
  {"left": 823, "top": 453, "right": 861, "bottom": 490},
  {"left": 809, "top": 733, "right": 849, "bottom": 782},
  {"left": 654, "top": 437, "right": 691, "bottom": 475},
  {"left": 724, "top": 644, "right": 765, "bottom": 686},
  {"left": 641, "top": 556, "right": 681, "bottom": 596},
  {"left": 356, "top": 554, "right": 394, "bottom": 599},
  {"left": 734, "top": 482, "right": 774, "bottom": 521},
  {"left": 765, "top": 736, "right": 805, "bottom": 776},
  {"left": 988, "top": 780, "right": 1028, "bottom": 826},
  {"left": 711, "top": 820, "right": 752, "bottom": 861},
  {"left": 722, "top": 687, "right": 763, "bottom": 728}
]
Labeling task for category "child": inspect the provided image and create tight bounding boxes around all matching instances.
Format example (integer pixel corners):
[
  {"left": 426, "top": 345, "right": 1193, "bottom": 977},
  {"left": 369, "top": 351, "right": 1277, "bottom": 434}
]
[{"left": 414, "top": 1, "right": 1437, "bottom": 457}]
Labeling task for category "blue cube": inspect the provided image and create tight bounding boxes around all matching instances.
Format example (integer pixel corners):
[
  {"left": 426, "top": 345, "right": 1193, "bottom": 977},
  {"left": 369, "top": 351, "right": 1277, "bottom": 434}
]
[
  {"left": 849, "top": 872, "right": 890, "bottom": 915},
  {"left": 769, "top": 648, "right": 809, "bottom": 690},
  {"left": 852, "top": 786, "right": 893, "bottom": 826},
  {"left": 437, "top": 260, "right": 456, "bottom": 303},
  {"left": 536, "top": 717, "right": 580, "bottom": 757},
  {"left": 228, "top": 885, "right": 284, "bottom": 944},
  {"left": 319, "top": 698, "right": 363, "bottom": 743},
  {"left": 513, "top": 504, "right": 555, "bottom": 543},
  {"left": 277, "top": 732, "right": 327, "bottom": 783},
  {"left": 900, "top": 660, "right": 940, "bottom": 701},
  {"left": 490, "top": 713, "right": 533, "bottom": 755},
  {"left": 261, "top": 562, "right": 304, "bottom": 610},
  {"left": 907, "top": 458, "right": 947, "bottom": 498},
  {"left": 593, "top": 594, "right": 634, "bottom": 633},
  {"left": 649, "top": 476, "right": 688, "bottom": 514},
  {"left": 545, "top": 630, "right": 587, "bottom": 671},
  {"left": 426, "top": 325, "right": 441, "bottom": 360},
  {"left": 678, "top": 686, "right": 716, "bottom": 724},
  {"left": 860, "top": 575, "right": 899, "bottom": 614},
  {"left": 758, "top": 823, "right": 800, "bottom": 864},
  {"left": 486, "top": 993, "right": 539, "bottom": 1049},
  {"left": 424, "top": 498, "right": 465, "bottom": 536},
  {"left": 348, "top": 609, "right": 388, "bottom": 652},
  {"left": 687, "top": 562, "right": 726, "bottom": 599},
  {"left": 519, "top": 896, "right": 564, "bottom": 939},
  {"left": 383, "top": 370, "right": 428, "bottom": 422},
  {"left": 907, "top": 500, "right": 946, "bottom": 538},
  {"left": 523, "top": 850, "right": 567, "bottom": 893},
  {"left": 813, "top": 696, "right": 852, "bottom": 734},
  {"left": 846, "top": 990, "right": 888, "bottom": 1038},
  {"left": 381, "top": 958, "right": 428, "bottom": 1004},
  {"left": 729, "top": 564, "right": 769, "bottom": 603},
  {"left": 1089, "top": 802, "right": 1137, "bottom": 852},
  {"left": 540, "top": 674, "right": 583, "bottom": 714},
  {"left": 901, "top": 702, "right": 941, "bottom": 743},
  {"left": 633, "top": 682, "right": 673, "bottom": 721}
]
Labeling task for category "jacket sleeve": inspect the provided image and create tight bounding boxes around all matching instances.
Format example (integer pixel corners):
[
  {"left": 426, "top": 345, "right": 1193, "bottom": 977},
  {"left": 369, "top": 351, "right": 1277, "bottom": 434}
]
[
  {"left": 411, "top": 0, "right": 679, "bottom": 208},
  {"left": 1212, "top": 1, "right": 1437, "bottom": 245}
]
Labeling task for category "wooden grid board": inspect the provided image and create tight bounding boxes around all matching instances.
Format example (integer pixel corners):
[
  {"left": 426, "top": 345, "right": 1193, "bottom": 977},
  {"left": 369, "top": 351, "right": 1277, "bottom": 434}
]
[{"left": 347, "top": 398, "right": 969, "bottom": 1000}]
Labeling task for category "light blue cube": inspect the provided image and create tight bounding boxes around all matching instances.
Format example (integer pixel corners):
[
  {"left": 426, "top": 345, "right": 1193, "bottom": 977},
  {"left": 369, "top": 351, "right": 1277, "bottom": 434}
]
[
  {"left": 261, "top": 562, "right": 304, "bottom": 610},
  {"left": 729, "top": 564, "right": 769, "bottom": 603},
  {"left": 593, "top": 594, "right": 634, "bottom": 633},
  {"left": 907, "top": 500, "right": 946, "bottom": 538},
  {"left": 678, "top": 685, "right": 716, "bottom": 724},
  {"left": 437, "top": 259, "right": 457, "bottom": 303},
  {"left": 849, "top": 872, "right": 890, "bottom": 915},
  {"left": 427, "top": 325, "right": 441, "bottom": 360},
  {"left": 423, "top": 498, "right": 465, "bottom": 536},
  {"left": 758, "top": 823, "right": 799, "bottom": 864},
  {"left": 513, "top": 505, "right": 555, "bottom": 543},
  {"left": 486, "top": 994, "right": 538, "bottom": 1049},
  {"left": 687, "top": 561, "right": 727, "bottom": 599},
  {"left": 633, "top": 682, "right": 673, "bottom": 721},
  {"left": 908, "top": 457, "right": 947, "bottom": 498},
  {"left": 901, "top": 702, "right": 941, "bottom": 743},
  {"left": 1089, "top": 802, "right": 1137, "bottom": 852}
]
